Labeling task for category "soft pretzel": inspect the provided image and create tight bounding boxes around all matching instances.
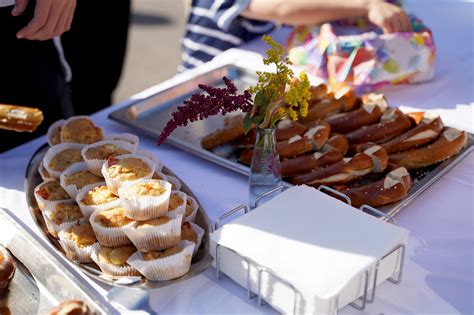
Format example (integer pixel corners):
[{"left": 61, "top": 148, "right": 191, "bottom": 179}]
[
  {"left": 346, "top": 108, "right": 412, "bottom": 145},
  {"left": 281, "top": 149, "right": 343, "bottom": 177},
  {"left": 0, "top": 104, "right": 44, "bottom": 132},
  {"left": 325, "top": 93, "right": 388, "bottom": 134},
  {"left": 277, "top": 121, "right": 331, "bottom": 158},
  {"left": 291, "top": 145, "right": 388, "bottom": 186},
  {"left": 336, "top": 167, "right": 412, "bottom": 207},
  {"left": 389, "top": 127, "right": 468, "bottom": 169},
  {"left": 321, "top": 134, "right": 349, "bottom": 156},
  {"left": 201, "top": 115, "right": 244, "bottom": 150}
]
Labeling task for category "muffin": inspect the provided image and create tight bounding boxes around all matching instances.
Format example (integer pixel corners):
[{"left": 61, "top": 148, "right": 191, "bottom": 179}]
[
  {"left": 89, "top": 208, "right": 133, "bottom": 246},
  {"left": 47, "top": 300, "right": 92, "bottom": 315},
  {"left": 123, "top": 215, "right": 182, "bottom": 252},
  {"left": 58, "top": 222, "right": 99, "bottom": 263},
  {"left": 91, "top": 245, "right": 140, "bottom": 277},
  {"left": 101, "top": 154, "right": 155, "bottom": 194},
  {"left": 43, "top": 143, "right": 85, "bottom": 178},
  {"left": 43, "top": 201, "right": 83, "bottom": 237},
  {"left": 34, "top": 180, "right": 70, "bottom": 211},
  {"left": 118, "top": 179, "right": 172, "bottom": 220},
  {"left": 127, "top": 240, "right": 195, "bottom": 281},
  {"left": 0, "top": 245, "right": 15, "bottom": 291},
  {"left": 82, "top": 140, "right": 136, "bottom": 176},
  {"left": 60, "top": 116, "right": 104, "bottom": 144},
  {"left": 39, "top": 161, "right": 54, "bottom": 181},
  {"left": 46, "top": 119, "right": 64, "bottom": 146},
  {"left": 167, "top": 191, "right": 188, "bottom": 220},
  {"left": 184, "top": 196, "right": 199, "bottom": 223},
  {"left": 76, "top": 183, "right": 120, "bottom": 218},
  {"left": 152, "top": 171, "right": 182, "bottom": 191},
  {"left": 181, "top": 222, "right": 205, "bottom": 256},
  {"left": 60, "top": 162, "right": 103, "bottom": 198}
]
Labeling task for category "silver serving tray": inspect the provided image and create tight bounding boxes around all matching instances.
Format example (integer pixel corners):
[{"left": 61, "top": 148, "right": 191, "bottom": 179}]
[
  {"left": 108, "top": 63, "right": 474, "bottom": 218},
  {"left": 0, "top": 208, "right": 118, "bottom": 314},
  {"left": 25, "top": 144, "right": 213, "bottom": 289}
]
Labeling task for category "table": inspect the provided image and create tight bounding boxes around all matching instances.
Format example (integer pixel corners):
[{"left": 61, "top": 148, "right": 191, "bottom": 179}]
[{"left": 1, "top": 1, "right": 473, "bottom": 314}]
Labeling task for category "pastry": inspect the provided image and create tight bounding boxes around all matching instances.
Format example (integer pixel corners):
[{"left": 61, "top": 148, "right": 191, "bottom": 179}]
[
  {"left": 58, "top": 223, "right": 99, "bottom": 263},
  {"left": 43, "top": 201, "right": 83, "bottom": 237},
  {"left": 0, "top": 245, "right": 15, "bottom": 290},
  {"left": 91, "top": 245, "right": 140, "bottom": 277},
  {"left": 142, "top": 246, "right": 183, "bottom": 260},
  {"left": 60, "top": 116, "right": 103, "bottom": 144},
  {"left": 0, "top": 103, "right": 43, "bottom": 132},
  {"left": 47, "top": 147, "right": 83, "bottom": 173},
  {"left": 102, "top": 155, "right": 155, "bottom": 194},
  {"left": 34, "top": 180, "right": 70, "bottom": 210},
  {"left": 181, "top": 222, "right": 197, "bottom": 244},
  {"left": 76, "top": 183, "right": 120, "bottom": 219},
  {"left": 47, "top": 119, "right": 64, "bottom": 146},
  {"left": 63, "top": 170, "right": 103, "bottom": 190},
  {"left": 83, "top": 143, "right": 131, "bottom": 160},
  {"left": 89, "top": 208, "right": 133, "bottom": 246}
]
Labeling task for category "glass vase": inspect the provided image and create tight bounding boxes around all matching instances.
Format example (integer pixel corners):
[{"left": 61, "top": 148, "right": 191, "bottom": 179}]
[{"left": 248, "top": 127, "right": 282, "bottom": 209}]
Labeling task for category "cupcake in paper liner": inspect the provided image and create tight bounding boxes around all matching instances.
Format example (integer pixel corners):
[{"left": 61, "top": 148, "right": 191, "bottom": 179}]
[
  {"left": 101, "top": 154, "right": 156, "bottom": 194},
  {"left": 105, "top": 133, "right": 139, "bottom": 149},
  {"left": 118, "top": 179, "right": 172, "bottom": 220},
  {"left": 152, "top": 171, "right": 182, "bottom": 191},
  {"left": 34, "top": 180, "right": 71, "bottom": 211},
  {"left": 167, "top": 191, "right": 188, "bottom": 221},
  {"left": 60, "top": 116, "right": 104, "bottom": 144},
  {"left": 91, "top": 245, "right": 141, "bottom": 277},
  {"left": 43, "top": 143, "right": 86, "bottom": 179},
  {"left": 184, "top": 196, "right": 199, "bottom": 223},
  {"left": 75, "top": 182, "right": 121, "bottom": 218},
  {"left": 58, "top": 221, "right": 100, "bottom": 263},
  {"left": 81, "top": 140, "right": 137, "bottom": 176},
  {"left": 42, "top": 200, "right": 83, "bottom": 238},
  {"left": 181, "top": 221, "right": 205, "bottom": 257},
  {"left": 136, "top": 149, "right": 163, "bottom": 172},
  {"left": 89, "top": 207, "right": 134, "bottom": 247},
  {"left": 60, "top": 162, "right": 103, "bottom": 199},
  {"left": 47, "top": 119, "right": 65, "bottom": 146},
  {"left": 127, "top": 240, "right": 195, "bottom": 281},
  {"left": 123, "top": 214, "right": 182, "bottom": 252},
  {"left": 39, "top": 161, "right": 54, "bottom": 181}
]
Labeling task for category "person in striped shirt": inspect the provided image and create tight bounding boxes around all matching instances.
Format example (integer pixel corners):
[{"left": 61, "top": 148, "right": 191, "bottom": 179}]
[{"left": 181, "top": 0, "right": 411, "bottom": 71}]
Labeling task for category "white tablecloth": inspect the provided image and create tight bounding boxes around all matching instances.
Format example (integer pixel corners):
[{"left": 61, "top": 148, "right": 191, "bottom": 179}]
[{"left": 1, "top": 1, "right": 473, "bottom": 314}]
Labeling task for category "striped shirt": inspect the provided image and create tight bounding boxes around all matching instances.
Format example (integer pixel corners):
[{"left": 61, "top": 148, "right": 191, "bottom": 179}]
[{"left": 180, "top": 0, "right": 275, "bottom": 71}]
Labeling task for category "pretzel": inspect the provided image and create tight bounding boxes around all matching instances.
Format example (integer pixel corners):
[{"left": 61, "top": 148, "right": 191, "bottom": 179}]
[
  {"left": 291, "top": 145, "right": 388, "bottom": 186},
  {"left": 336, "top": 167, "right": 412, "bottom": 207},
  {"left": 346, "top": 108, "right": 412, "bottom": 145},
  {"left": 325, "top": 93, "right": 388, "bottom": 134},
  {"left": 281, "top": 149, "right": 343, "bottom": 177},
  {"left": 277, "top": 121, "right": 331, "bottom": 158},
  {"left": 0, "top": 104, "right": 43, "bottom": 132},
  {"left": 389, "top": 127, "right": 468, "bottom": 169},
  {"left": 321, "top": 134, "right": 349, "bottom": 156},
  {"left": 201, "top": 115, "right": 244, "bottom": 150},
  {"left": 275, "top": 119, "right": 310, "bottom": 141}
]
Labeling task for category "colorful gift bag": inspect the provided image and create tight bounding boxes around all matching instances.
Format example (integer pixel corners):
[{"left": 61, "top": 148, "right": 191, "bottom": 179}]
[{"left": 287, "top": 14, "right": 436, "bottom": 94}]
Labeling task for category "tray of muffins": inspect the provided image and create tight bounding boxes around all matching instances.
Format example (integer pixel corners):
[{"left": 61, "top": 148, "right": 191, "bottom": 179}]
[
  {"left": 24, "top": 116, "right": 213, "bottom": 288},
  {"left": 0, "top": 208, "right": 117, "bottom": 314}
]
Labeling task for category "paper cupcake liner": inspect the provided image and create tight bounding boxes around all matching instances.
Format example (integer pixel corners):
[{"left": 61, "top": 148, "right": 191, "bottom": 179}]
[
  {"left": 105, "top": 133, "right": 140, "bottom": 148},
  {"left": 167, "top": 191, "right": 188, "bottom": 221},
  {"left": 184, "top": 196, "right": 199, "bottom": 223},
  {"left": 42, "top": 200, "right": 83, "bottom": 238},
  {"left": 81, "top": 140, "right": 137, "bottom": 176},
  {"left": 123, "top": 214, "right": 183, "bottom": 252},
  {"left": 101, "top": 153, "right": 156, "bottom": 194},
  {"left": 90, "top": 247, "right": 141, "bottom": 277},
  {"left": 39, "top": 161, "right": 55, "bottom": 181},
  {"left": 153, "top": 171, "right": 182, "bottom": 191},
  {"left": 47, "top": 119, "right": 65, "bottom": 146},
  {"left": 60, "top": 116, "right": 104, "bottom": 144},
  {"left": 34, "top": 180, "right": 71, "bottom": 211},
  {"left": 188, "top": 222, "right": 205, "bottom": 257},
  {"left": 60, "top": 162, "right": 103, "bottom": 199},
  {"left": 75, "top": 182, "right": 121, "bottom": 219},
  {"left": 127, "top": 240, "right": 195, "bottom": 281},
  {"left": 136, "top": 149, "right": 164, "bottom": 172},
  {"left": 43, "top": 143, "right": 86, "bottom": 179},
  {"left": 118, "top": 179, "right": 172, "bottom": 220},
  {"left": 89, "top": 210, "right": 132, "bottom": 247},
  {"left": 58, "top": 228, "right": 100, "bottom": 263}
]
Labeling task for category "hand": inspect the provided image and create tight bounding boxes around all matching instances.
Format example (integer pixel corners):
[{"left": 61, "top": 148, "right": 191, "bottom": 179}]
[
  {"left": 12, "top": 0, "right": 76, "bottom": 40},
  {"left": 367, "top": 0, "right": 412, "bottom": 34}
]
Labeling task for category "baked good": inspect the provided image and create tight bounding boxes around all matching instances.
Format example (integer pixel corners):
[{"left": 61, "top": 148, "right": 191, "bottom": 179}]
[
  {"left": 89, "top": 208, "right": 133, "bottom": 247},
  {"left": 105, "top": 157, "right": 152, "bottom": 181},
  {"left": 142, "top": 246, "right": 183, "bottom": 261},
  {"left": 60, "top": 117, "right": 103, "bottom": 144},
  {"left": 169, "top": 192, "right": 185, "bottom": 211},
  {"left": 201, "top": 115, "right": 245, "bottom": 150},
  {"left": 63, "top": 171, "right": 103, "bottom": 190},
  {"left": 0, "top": 245, "right": 15, "bottom": 290},
  {"left": 58, "top": 223, "right": 98, "bottom": 263},
  {"left": 92, "top": 245, "right": 140, "bottom": 277},
  {"left": 123, "top": 181, "right": 167, "bottom": 197},
  {"left": 84, "top": 143, "right": 131, "bottom": 160},
  {"left": 181, "top": 222, "right": 197, "bottom": 244},
  {"left": 34, "top": 181, "right": 70, "bottom": 210},
  {"left": 277, "top": 121, "right": 331, "bottom": 158},
  {"left": 49, "top": 203, "right": 83, "bottom": 226},
  {"left": 47, "top": 119, "right": 64, "bottom": 146},
  {"left": 80, "top": 185, "right": 118, "bottom": 206},
  {"left": 48, "top": 148, "right": 83, "bottom": 173},
  {"left": 62, "top": 223, "right": 97, "bottom": 248},
  {"left": 137, "top": 217, "right": 170, "bottom": 228},
  {"left": 93, "top": 208, "right": 133, "bottom": 228},
  {"left": 47, "top": 300, "right": 92, "bottom": 315},
  {"left": 0, "top": 103, "right": 43, "bottom": 132},
  {"left": 281, "top": 150, "right": 343, "bottom": 177},
  {"left": 321, "top": 134, "right": 349, "bottom": 156}
]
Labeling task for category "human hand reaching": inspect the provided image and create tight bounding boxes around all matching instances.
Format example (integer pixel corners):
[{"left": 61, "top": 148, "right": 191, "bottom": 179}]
[
  {"left": 12, "top": 0, "right": 76, "bottom": 40},
  {"left": 367, "top": 0, "right": 412, "bottom": 33}
]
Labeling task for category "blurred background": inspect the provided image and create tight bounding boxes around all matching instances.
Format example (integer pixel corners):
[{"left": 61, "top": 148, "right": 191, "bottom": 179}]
[{"left": 115, "top": 0, "right": 186, "bottom": 103}]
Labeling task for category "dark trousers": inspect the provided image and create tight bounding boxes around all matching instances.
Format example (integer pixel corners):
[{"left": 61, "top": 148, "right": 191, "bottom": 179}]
[
  {"left": 61, "top": 0, "right": 131, "bottom": 115},
  {"left": 0, "top": 2, "right": 72, "bottom": 153}
]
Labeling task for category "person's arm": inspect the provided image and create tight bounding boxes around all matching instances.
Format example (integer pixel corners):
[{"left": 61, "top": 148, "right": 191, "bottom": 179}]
[
  {"left": 241, "top": 0, "right": 412, "bottom": 33},
  {"left": 12, "top": 0, "right": 76, "bottom": 40}
]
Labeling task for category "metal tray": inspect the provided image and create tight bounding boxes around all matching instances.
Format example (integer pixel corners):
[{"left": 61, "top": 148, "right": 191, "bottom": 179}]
[
  {"left": 0, "top": 208, "right": 117, "bottom": 314},
  {"left": 25, "top": 144, "right": 213, "bottom": 289},
  {"left": 109, "top": 63, "right": 474, "bottom": 218}
]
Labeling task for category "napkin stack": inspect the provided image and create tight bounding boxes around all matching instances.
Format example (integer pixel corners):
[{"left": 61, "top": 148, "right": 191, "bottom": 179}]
[{"left": 210, "top": 185, "right": 409, "bottom": 313}]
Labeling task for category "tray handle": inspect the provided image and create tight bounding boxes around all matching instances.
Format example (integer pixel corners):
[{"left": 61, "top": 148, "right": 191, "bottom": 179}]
[
  {"left": 254, "top": 185, "right": 286, "bottom": 208},
  {"left": 318, "top": 185, "right": 352, "bottom": 206},
  {"left": 214, "top": 205, "right": 249, "bottom": 230},
  {"left": 360, "top": 205, "right": 396, "bottom": 224}
]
